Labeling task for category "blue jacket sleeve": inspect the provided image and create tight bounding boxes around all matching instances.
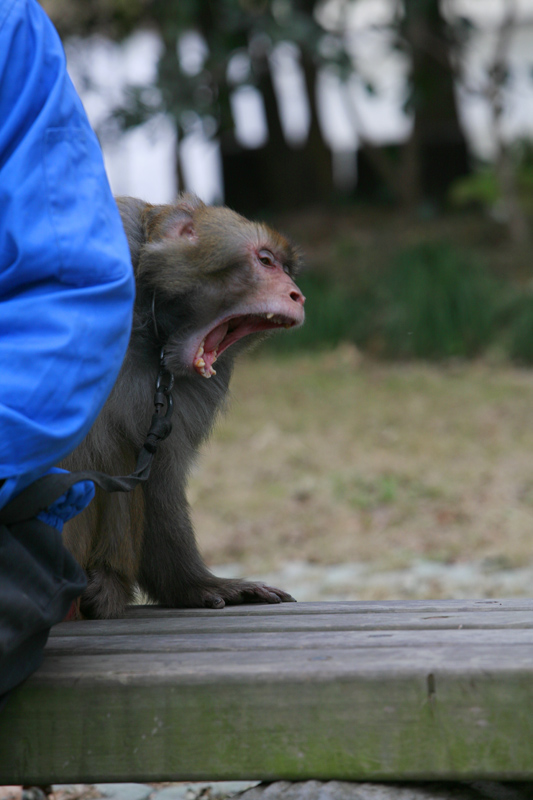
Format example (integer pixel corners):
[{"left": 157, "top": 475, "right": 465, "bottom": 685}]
[{"left": 0, "top": 0, "right": 135, "bottom": 507}]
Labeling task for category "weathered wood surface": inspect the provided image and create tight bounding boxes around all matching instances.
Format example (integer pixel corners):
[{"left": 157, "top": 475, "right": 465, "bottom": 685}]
[{"left": 1, "top": 599, "right": 533, "bottom": 784}]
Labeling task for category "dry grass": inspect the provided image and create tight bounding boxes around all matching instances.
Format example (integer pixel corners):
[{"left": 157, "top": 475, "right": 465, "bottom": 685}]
[{"left": 190, "top": 348, "right": 533, "bottom": 575}]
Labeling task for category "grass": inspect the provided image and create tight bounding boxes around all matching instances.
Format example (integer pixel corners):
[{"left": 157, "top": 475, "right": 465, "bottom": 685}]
[
  {"left": 265, "top": 241, "right": 506, "bottom": 360},
  {"left": 373, "top": 242, "right": 499, "bottom": 359},
  {"left": 266, "top": 206, "right": 533, "bottom": 363},
  {"left": 190, "top": 351, "right": 533, "bottom": 576}
]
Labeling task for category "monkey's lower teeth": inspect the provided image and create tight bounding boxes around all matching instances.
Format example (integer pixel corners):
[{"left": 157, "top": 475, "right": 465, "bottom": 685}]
[
  {"left": 200, "top": 364, "right": 216, "bottom": 378},
  {"left": 194, "top": 341, "right": 218, "bottom": 378}
]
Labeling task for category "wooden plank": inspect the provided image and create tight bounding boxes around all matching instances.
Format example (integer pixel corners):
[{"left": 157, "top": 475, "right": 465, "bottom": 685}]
[
  {"left": 44, "top": 628, "right": 533, "bottom": 654},
  {"left": 14, "top": 643, "right": 533, "bottom": 678},
  {"left": 122, "top": 599, "right": 533, "bottom": 616},
  {"left": 46, "top": 610, "right": 533, "bottom": 637},
  {"left": 1, "top": 600, "right": 533, "bottom": 784}
]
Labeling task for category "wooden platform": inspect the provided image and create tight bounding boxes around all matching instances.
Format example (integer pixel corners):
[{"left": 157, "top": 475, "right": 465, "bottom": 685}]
[{"left": 2, "top": 598, "right": 533, "bottom": 785}]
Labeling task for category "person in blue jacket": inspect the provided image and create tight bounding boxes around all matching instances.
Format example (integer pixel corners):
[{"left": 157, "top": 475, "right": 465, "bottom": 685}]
[{"left": 0, "top": 0, "right": 136, "bottom": 706}]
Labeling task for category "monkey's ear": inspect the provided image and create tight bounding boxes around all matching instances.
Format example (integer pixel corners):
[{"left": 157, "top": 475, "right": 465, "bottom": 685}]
[
  {"left": 115, "top": 196, "right": 148, "bottom": 269},
  {"left": 155, "top": 209, "right": 198, "bottom": 243},
  {"left": 152, "top": 193, "right": 205, "bottom": 244},
  {"left": 135, "top": 193, "right": 204, "bottom": 248}
]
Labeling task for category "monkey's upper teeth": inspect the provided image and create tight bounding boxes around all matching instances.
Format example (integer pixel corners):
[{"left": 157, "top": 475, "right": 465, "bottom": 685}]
[{"left": 266, "top": 314, "right": 291, "bottom": 325}]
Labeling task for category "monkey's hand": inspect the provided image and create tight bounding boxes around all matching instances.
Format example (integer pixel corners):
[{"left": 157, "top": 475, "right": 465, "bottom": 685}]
[{"left": 196, "top": 577, "right": 296, "bottom": 609}]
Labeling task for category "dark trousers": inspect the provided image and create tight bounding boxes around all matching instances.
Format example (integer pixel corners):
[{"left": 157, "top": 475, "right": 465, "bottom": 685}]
[
  {"left": 0, "top": 459, "right": 151, "bottom": 710},
  {"left": 0, "top": 483, "right": 87, "bottom": 709}
]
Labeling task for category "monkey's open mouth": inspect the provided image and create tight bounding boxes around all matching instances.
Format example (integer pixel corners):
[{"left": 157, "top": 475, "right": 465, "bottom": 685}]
[{"left": 193, "top": 313, "right": 297, "bottom": 378}]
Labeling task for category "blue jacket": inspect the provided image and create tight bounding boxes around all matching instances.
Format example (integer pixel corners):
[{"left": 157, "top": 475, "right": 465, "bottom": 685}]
[{"left": 0, "top": 0, "right": 135, "bottom": 515}]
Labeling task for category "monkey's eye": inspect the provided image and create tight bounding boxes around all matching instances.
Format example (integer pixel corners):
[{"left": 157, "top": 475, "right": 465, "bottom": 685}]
[{"left": 258, "top": 249, "right": 276, "bottom": 267}]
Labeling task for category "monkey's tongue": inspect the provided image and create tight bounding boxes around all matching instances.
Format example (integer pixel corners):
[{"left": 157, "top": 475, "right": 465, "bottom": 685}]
[
  {"left": 195, "top": 313, "right": 295, "bottom": 378},
  {"left": 204, "top": 322, "right": 229, "bottom": 353}
]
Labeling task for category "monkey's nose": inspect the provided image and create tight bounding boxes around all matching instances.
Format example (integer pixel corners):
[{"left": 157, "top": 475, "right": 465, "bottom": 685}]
[{"left": 290, "top": 288, "right": 305, "bottom": 305}]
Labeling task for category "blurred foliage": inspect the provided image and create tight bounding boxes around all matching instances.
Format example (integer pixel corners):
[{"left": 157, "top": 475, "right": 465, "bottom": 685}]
[
  {"left": 505, "top": 290, "right": 533, "bottom": 364},
  {"left": 373, "top": 243, "right": 499, "bottom": 360},
  {"left": 450, "top": 166, "right": 502, "bottom": 209},
  {"left": 44, "top": 0, "right": 347, "bottom": 140},
  {"left": 41, "top": 0, "right": 148, "bottom": 38},
  {"left": 265, "top": 236, "right": 533, "bottom": 363},
  {"left": 42, "top": 0, "right": 471, "bottom": 212},
  {"left": 265, "top": 272, "right": 374, "bottom": 353},
  {"left": 450, "top": 143, "right": 533, "bottom": 217}
]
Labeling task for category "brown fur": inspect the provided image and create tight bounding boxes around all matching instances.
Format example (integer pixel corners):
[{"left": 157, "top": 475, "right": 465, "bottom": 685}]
[{"left": 61, "top": 194, "right": 304, "bottom": 618}]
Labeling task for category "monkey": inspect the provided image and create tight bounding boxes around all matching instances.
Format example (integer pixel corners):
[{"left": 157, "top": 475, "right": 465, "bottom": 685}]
[{"left": 60, "top": 193, "right": 305, "bottom": 619}]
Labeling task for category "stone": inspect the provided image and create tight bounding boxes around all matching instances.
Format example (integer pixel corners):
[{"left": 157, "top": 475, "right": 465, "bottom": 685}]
[
  {"left": 234, "top": 781, "right": 504, "bottom": 800},
  {"left": 152, "top": 782, "right": 260, "bottom": 800},
  {"left": 94, "top": 784, "right": 152, "bottom": 800}
]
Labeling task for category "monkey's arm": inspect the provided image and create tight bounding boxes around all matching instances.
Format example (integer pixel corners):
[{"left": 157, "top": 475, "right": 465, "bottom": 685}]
[{"left": 138, "top": 471, "right": 294, "bottom": 608}]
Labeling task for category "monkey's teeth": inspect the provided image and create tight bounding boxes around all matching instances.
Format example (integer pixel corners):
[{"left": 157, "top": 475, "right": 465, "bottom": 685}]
[
  {"left": 200, "top": 364, "right": 216, "bottom": 379},
  {"left": 266, "top": 312, "right": 274, "bottom": 319},
  {"left": 194, "top": 340, "right": 219, "bottom": 378}
]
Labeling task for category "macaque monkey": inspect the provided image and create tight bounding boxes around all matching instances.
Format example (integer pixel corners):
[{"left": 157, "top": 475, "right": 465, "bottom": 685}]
[{"left": 61, "top": 194, "right": 305, "bottom": 619}]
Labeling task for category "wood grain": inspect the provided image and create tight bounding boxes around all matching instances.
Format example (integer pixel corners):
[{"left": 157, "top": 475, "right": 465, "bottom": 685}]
[{"left": 1, "top": 600, "right": 533, "bottom": 784}]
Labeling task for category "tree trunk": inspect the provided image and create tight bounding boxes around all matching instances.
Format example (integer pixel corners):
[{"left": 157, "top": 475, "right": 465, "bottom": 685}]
[
  {"left": 223, "top": 40, "right": 333, "bottom": 214},
  {"left": 400, "top": 0, "right": 471, "bottom": 208}
]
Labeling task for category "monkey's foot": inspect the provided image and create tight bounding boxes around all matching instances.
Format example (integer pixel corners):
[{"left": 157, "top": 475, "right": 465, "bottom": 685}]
[
  {"left": 198, "top": 578, "right": 296, "bottom": 609},
  {"left": 79, "top": 567, "right": 134, "bottom": 619}
]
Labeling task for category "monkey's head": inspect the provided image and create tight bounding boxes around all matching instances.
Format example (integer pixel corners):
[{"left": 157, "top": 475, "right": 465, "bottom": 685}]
[{"left": 117, "top": 194, "right": 305, "bottom": 378}]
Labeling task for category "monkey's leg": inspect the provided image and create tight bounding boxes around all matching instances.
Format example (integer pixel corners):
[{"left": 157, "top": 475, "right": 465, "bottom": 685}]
[
  {"left": 63, "top": 488, "right": 142, "bottom": 619},
  {"left": 138, "top": 485, "right": 295, "bottom": 609}
]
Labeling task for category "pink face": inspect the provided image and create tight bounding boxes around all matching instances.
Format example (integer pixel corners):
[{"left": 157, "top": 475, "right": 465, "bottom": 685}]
[
  {"left": 138, "top": 196, "right": 306, "bottom": 378},
  {"left": 190, "top": 244, "right": 305, "bottom": 378}
]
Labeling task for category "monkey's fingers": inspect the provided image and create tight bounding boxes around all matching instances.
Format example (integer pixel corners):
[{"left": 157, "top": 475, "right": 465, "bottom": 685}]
[
  {"left": 196, "top": 579, "right": 296, "bottom": 608},
  {"left": 230, "top": 581, "right": 296, "bottom": 605},
  {"left": 200, "top": 592, "right": 226, "bottom": 609},
  {"left": 252, "top": 583, "right": 296, "bottom": 603}
]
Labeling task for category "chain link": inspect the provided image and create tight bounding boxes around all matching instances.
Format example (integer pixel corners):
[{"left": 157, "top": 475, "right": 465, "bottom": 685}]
[{"left": 154, "top": 347, "right": 174, "bottom": 417}]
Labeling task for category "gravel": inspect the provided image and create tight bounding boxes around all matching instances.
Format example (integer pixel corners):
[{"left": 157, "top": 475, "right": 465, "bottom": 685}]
[
  {"left": 213, "top": 559, "right": 533, "bottom": 601},
  {"left": 29, "top": 780, "right": 533, "bottom": 800}
]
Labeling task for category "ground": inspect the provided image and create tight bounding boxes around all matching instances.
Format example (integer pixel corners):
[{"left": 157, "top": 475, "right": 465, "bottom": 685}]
[{"left": 191, "top": 351, "right": 533, "bottom": 588}]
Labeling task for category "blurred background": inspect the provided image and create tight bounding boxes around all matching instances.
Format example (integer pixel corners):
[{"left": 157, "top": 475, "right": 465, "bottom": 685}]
[{"left": 44, "top": 0, "right": 533, "bottom": 601}]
